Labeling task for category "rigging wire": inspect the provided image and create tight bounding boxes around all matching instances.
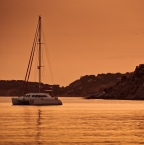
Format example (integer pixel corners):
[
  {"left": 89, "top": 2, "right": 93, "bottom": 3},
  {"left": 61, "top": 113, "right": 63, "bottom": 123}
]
[
  {"left": 22, "top": 22, "right": 39, "bottom": 95},
  {"left": 41, "top": 23, "right": 55, "bottom": 85},
  {"left": 33, "top": 44, "right": 38, "bottom": 82},
  {"left": 41, "top": 47, "right": 51, "bottom": 84},
  {"left": 21, "top": 17, "right": 55, "bottom": 95}
]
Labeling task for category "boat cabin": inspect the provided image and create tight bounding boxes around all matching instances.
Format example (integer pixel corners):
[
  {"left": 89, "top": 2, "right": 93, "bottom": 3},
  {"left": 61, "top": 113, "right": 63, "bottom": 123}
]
[{"left": 24, "top": 93, "right": 52, "bottom": 99}]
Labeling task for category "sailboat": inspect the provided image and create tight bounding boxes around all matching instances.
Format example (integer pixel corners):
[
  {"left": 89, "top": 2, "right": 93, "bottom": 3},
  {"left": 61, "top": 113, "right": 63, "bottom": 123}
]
[{"left": 11, "top": 16, "right": 62, "bottom": 105}]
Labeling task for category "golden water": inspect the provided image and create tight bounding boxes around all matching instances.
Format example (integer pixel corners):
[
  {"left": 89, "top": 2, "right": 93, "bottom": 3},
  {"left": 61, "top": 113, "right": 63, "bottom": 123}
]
[{"left": 0, "top": 97, "right": 144, "bottom": 145}]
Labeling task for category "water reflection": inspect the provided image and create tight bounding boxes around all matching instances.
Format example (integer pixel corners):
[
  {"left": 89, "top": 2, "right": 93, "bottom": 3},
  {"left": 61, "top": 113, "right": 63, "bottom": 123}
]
[
  {"left": 1, "top": 98, "right": 144, "bottom": 144},
  {"left": 36, "top": 109, "right": 42, "bottom": 145}
]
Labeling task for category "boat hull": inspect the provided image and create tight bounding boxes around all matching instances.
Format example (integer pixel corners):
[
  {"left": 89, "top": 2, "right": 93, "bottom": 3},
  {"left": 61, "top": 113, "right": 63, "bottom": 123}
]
[
  {"left": 12, "top": 98, "right": 29, "bottom": 105},
  {"left": 11, "top": 98, "right": 62, "bottom": 106},
  {"left": 31, "top": 99, "right": 62, "bottom": 105}
]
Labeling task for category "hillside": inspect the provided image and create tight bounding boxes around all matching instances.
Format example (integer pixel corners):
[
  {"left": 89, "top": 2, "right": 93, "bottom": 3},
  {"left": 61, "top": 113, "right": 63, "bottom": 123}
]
[
  {"left": 0, "top": 72, "right": 130, "bottom": 96},
  {"left": 101, "top": 64, "right": 144, "bottom": 100},
  {"left": 0, "top": 80, "right": 64, "bottom": 96},
  {"left": 63, "top": 73, "right": 130, "bottom": 96}
]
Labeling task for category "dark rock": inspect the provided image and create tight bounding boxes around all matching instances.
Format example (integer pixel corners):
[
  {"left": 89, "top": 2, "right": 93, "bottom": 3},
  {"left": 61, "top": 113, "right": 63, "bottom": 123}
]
[{"left": 101, "top": 64, "right": 144, "bottom": 100}]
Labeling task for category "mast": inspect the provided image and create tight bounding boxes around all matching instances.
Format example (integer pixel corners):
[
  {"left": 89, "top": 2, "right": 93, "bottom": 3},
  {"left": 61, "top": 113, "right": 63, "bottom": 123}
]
[{"left": 38, "top": 16, "right": 41, "bottom": 92}]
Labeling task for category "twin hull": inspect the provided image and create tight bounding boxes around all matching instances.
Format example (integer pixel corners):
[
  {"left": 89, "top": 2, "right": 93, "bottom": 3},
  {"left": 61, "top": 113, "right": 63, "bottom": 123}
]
[{"left": 12, "top": 98, "right": 62, "bottom": 105}]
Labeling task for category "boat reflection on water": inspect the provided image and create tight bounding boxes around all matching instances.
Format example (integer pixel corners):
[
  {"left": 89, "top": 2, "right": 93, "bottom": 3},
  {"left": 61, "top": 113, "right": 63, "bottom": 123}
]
[
  {"left": 36, "top": 109, "right": 41, "bottom": 145},
  {"left": 1, "top": 97, "right": 144, "bottom": 144}
]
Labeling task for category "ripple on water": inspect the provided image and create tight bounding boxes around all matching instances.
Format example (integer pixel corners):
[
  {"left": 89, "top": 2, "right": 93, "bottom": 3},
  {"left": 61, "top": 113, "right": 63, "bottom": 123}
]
[{"left": 0, "top": 97, "right": 144, "bottom": 145}]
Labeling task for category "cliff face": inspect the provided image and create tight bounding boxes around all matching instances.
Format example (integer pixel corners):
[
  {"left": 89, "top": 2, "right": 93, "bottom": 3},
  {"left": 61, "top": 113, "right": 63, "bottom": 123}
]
[{"left": 103, "top": 64, "right": 144, "bottom": 100}]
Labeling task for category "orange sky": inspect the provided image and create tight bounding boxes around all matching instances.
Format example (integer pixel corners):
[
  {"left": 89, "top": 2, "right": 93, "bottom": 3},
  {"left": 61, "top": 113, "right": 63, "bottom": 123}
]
[{"left": 1, "top": 0, "right": 144, "bottom": 86}]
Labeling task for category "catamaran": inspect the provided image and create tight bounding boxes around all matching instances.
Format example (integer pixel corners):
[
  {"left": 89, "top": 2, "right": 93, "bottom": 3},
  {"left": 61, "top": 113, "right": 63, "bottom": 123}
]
[{"left": 11, "top": 17, "right": 62, "bottom": 105}]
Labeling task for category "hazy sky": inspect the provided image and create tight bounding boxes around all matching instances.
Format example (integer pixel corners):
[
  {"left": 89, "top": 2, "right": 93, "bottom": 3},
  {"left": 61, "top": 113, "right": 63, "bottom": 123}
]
[{"left": 1, "top": 0, "right": 144, "bottom": 86}]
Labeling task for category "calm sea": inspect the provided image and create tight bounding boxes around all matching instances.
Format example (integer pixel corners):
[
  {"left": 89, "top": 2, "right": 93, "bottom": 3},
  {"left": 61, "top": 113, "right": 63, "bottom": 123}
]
[{"left": 0, "top": 97, "right": 144, "bottom": 145}]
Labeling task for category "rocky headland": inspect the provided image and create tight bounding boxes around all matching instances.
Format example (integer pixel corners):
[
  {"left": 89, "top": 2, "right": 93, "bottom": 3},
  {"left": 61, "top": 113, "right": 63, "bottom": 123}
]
[
  {"left": 63, "top": 73, "right": 130, "bottom": 96},
  {"left": 101, "top": 64, "right": 144, "bottom": 100}
]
